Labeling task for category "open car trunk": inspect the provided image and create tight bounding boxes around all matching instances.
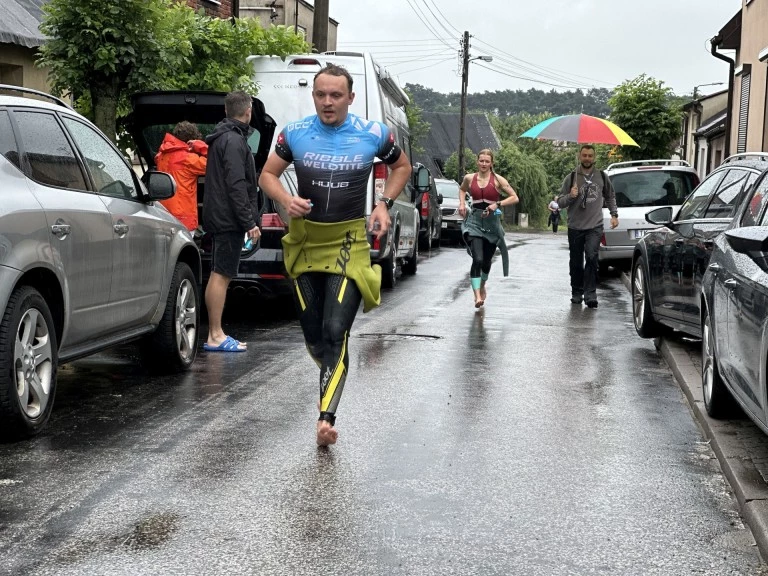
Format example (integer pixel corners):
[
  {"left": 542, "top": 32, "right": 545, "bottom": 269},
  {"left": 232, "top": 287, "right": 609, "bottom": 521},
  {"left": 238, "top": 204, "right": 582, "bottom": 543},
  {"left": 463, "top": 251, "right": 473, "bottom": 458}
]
[{"left": 125, "top": 91, "right": 279, "bottom": 256}]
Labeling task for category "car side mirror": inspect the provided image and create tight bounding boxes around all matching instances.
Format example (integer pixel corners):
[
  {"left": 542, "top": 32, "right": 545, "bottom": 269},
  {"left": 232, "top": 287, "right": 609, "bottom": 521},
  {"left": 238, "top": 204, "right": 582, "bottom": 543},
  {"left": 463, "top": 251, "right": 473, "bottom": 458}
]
[
  {"left": 724, "top": 227, "right": 768, "bottom": 254},
  {"left": 412, "top": 164, "right": 430, "bottom": 193},
  {"left": 143, "top": 170, "right": 176, "bottom": 201},
  {"left": 437, "top": 193, "right": 443, "bottom": 205},
  {"left": 645, "top": 206, "right": 673, "bottom": 226}
]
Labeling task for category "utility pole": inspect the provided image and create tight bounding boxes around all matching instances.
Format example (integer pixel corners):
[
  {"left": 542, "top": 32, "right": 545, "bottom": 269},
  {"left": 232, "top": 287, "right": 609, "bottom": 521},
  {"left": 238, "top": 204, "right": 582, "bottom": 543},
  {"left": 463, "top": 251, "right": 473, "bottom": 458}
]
[
  {"left": 312, "top": 0, "right": 329, "bottom": 53},
  {"left": 458, "top": 31, "right": 470, "bottom": 180}
]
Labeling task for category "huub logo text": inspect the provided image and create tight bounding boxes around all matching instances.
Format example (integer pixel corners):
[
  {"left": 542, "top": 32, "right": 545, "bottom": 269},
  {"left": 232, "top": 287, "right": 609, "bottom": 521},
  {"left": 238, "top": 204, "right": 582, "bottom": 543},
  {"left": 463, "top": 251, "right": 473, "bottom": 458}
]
[{"left": 312, "top": 180, "right": 349, "bottom": 189}]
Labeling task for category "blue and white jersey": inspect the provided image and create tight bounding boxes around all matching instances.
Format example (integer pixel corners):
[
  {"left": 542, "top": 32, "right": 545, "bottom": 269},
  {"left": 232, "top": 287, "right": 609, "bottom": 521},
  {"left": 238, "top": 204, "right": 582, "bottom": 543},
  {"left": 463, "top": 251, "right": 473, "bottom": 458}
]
[{"left": 275, "top": 113, "right": 402, "bottom": 222}]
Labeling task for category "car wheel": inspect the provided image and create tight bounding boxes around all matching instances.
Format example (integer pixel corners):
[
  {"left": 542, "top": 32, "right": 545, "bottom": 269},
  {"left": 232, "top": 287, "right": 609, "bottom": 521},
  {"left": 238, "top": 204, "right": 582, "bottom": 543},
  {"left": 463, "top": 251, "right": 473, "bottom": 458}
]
[
  {"left": 381, "top": 234, "right": 398, "bottom": 289},
  {"left": 431, "top": 220, "right": 442, "bottom": 248},
  {"left": 142, "top": 262, "right": 199, "bottom": 373},
  {"left": 419, "top": 221, "right": 432, "bottom": 250},
  {"left": 402, "top": 233, "right": 419, "bottom": 275},
  {"left": 0, "top": 286, "right": 58, "bottom": 438},
  {"left": 632, "top": 257, "right": 662, "bottom": 338},
  {"left": 702, "top": 310, "right": 734, "bottom": 418}
]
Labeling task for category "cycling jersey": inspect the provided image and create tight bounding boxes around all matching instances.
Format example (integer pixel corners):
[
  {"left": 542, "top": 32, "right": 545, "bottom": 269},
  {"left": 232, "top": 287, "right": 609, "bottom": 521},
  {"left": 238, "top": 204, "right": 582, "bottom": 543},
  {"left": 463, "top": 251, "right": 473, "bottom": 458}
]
[{"left": 275, "top": 113, "right": 402, "bottom": 222}]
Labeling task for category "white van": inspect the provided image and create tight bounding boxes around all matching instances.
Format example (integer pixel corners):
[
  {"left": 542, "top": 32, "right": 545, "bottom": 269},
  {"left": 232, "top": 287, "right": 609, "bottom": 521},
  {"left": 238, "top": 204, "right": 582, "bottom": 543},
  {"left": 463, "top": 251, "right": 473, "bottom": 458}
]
[{"left": 248, "top": 51, "right": 422, "bottom": 288}]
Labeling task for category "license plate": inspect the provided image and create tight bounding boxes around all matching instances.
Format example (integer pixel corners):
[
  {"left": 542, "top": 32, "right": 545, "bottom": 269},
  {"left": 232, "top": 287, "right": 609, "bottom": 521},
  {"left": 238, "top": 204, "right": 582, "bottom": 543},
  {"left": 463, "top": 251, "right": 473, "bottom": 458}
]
[
  {"left": 632, "top": 229, "right": 647, "bottom": 239},
  {"left": 441, "top": 222, "right": 448, "bottom": 228}
]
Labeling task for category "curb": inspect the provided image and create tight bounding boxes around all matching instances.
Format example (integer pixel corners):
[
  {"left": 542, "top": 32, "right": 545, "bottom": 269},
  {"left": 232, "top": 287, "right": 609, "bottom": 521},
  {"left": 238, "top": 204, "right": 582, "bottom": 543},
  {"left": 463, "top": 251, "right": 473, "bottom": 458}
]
[{"left": 621, "top": 272, "right": 768, "bottom": 560}]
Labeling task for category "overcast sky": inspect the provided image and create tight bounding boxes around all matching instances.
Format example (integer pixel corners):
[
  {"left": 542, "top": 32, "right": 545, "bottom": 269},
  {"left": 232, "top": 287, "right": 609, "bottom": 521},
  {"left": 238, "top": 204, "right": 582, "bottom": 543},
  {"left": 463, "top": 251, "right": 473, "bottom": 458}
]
[{"left": 328, "top": 0, "right": 740, "bottom": 97}]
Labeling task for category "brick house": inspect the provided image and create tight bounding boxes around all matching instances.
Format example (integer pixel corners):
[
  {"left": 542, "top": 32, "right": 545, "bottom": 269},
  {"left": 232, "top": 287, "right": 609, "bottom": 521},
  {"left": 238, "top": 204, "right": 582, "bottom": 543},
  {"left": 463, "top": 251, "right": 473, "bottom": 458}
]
[{"left": 185, "top": 0, "right": 236, "bottom": 18}]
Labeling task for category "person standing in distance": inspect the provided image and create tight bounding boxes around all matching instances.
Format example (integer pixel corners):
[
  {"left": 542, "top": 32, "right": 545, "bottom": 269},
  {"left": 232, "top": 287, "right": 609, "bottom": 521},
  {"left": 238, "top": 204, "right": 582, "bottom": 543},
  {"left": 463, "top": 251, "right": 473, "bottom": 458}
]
[
  {"left": 556, "top": 144, "right": 618, "bottom": 309},
  {"left": 202, "top": 91, "right": 261, "bottom": 352},
  {"left": 258, "top": 64, "right": 412, "bottom": 447}
]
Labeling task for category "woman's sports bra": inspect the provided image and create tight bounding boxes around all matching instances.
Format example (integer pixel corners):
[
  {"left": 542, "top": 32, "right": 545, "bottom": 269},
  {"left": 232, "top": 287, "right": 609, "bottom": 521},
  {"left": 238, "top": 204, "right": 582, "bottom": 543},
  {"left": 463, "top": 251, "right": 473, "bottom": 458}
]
[{"left": 469, "top": 173, "right": 502, "bottom": 207}]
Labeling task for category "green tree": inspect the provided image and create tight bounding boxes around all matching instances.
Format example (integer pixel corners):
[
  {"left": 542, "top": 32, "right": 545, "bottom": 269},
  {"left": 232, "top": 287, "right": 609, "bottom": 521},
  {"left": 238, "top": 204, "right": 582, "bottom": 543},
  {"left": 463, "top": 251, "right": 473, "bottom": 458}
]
[
  {"left": 607, "top": 74, "right": 682, "bottom": 161},
  {"left": 38, "top": 0, "right": 169, "bottom": 142},
  {"left": 153, "top": 3, "right": 308, "bottom": 93},
  {"left": 443, "top": 148, "right": 477, "bottom": 182},
  {"left": 404, "top": 88, "right": 430, "bottom": 155},
  {"left": 38, "top": 0, "right": 310, "bottom": 143},
  {"left": 492, "top": 142, "right": 549, "bottom": 227}
]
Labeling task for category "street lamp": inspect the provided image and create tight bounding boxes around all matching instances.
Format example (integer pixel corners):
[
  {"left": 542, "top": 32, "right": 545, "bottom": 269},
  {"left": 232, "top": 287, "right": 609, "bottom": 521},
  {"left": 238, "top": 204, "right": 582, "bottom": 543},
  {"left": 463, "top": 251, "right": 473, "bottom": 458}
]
[
  {"left": 458, "top": 30, "right": 493, "bottom": 180},
  {"left": 693, "top": 82, "right": 724, "bottom": 99}
]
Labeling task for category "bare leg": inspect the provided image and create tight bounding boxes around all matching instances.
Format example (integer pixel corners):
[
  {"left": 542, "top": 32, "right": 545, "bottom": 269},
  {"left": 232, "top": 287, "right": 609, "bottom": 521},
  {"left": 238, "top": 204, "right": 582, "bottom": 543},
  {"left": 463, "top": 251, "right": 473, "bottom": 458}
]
[
  {"left": 479, "top": 281, "right": 487, "bottom": 303},
  {"left": 205, "top": 272, "right": 245, "bottom": 349},
  {"left": 473, "top": 288, "right": 484, "bottom": 308}
]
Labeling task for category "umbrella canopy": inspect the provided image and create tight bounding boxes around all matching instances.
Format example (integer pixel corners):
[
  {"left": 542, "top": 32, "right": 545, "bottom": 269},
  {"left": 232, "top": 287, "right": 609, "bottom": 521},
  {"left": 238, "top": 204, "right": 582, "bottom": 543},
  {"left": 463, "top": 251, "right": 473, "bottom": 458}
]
[{"left": 520, "top": 114, "right": 638, "bottom": 147}]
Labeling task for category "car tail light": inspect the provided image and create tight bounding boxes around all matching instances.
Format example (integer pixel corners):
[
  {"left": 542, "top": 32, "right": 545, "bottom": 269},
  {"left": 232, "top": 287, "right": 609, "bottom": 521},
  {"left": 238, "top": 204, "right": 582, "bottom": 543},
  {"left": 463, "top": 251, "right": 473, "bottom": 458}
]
[
  {"left": 601, "top": 233, "right": 606, "bottom": 246},
  {"left": 261, "top": 212, "right": 286, "bottom": 231},
  {"left": 290, "top": 58, "right": 321, "bottom": 66},
  {"left": 420, "top": 192, "right": 429, "bottom": 217},
  {"left": 373, "top": 162, "right": 388, "bottom": 197},
  {"left": 259, "top": 273, "right": 286, "bottom": 279},
  {"left": 371, "top": 235, "right": 381, "bottom": 251}
]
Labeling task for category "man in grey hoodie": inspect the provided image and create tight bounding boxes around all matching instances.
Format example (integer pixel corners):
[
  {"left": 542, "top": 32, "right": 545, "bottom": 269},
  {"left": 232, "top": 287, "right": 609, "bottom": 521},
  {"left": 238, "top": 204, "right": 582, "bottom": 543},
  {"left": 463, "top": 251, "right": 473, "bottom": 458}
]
[{"left": 557, "top": 144, "right": 619, "bottom": 309}]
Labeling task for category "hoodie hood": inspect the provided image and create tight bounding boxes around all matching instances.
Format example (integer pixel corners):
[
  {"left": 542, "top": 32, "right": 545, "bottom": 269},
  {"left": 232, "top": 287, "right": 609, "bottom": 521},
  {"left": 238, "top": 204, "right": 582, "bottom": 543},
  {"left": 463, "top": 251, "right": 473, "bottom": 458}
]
[
  {"left": 205, "top": 117, "right": 254, "bottom": 146},
  {"left": 157, "top": 133, "right": 190, "bottom": 154}
]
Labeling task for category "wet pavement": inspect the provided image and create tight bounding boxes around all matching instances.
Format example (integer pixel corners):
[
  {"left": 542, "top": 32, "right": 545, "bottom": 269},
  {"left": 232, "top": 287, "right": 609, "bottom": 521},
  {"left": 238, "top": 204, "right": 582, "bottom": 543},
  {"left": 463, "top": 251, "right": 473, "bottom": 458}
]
[{"left": 1, "top": 232, "right": 766, "bottom": 575}]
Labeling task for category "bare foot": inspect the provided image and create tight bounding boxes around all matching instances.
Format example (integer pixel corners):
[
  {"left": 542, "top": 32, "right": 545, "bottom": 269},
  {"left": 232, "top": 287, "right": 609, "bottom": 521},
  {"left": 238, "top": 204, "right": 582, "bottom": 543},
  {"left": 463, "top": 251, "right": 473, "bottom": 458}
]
[
  {"left": 316, "top": 420, "right": 338, "bottom": 446},
  {"left": 480, "top": 285, "right": 487, "bottom": 302}
]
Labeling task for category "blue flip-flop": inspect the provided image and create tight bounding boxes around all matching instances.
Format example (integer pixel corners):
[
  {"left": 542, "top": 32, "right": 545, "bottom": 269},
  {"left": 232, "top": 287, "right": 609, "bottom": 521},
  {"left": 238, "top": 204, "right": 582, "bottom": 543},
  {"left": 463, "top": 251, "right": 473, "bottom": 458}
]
[{"left": 203, "top": 335, "right": 246, "bottom": 353}]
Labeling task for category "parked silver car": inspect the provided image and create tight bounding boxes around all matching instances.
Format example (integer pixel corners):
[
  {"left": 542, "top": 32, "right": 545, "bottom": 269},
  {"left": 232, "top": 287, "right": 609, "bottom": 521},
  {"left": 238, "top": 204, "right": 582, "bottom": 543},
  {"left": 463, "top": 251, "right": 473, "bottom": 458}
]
[
  {"left": 601, "top": 159, "right": 699, "bottom": 269},
  {"left": 436, "top": 178, "right": 466, "bottom": 243},
  {"left": 0, "top": 86, "right": 202, "bottom": 438}
]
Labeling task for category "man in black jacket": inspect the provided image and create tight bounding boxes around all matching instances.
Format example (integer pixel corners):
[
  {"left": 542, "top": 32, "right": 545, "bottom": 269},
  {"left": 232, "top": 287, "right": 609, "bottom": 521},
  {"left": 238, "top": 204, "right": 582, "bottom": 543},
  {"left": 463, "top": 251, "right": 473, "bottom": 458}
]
[{"left": 202, "top": 91, "right": 261, "bottom": 352}]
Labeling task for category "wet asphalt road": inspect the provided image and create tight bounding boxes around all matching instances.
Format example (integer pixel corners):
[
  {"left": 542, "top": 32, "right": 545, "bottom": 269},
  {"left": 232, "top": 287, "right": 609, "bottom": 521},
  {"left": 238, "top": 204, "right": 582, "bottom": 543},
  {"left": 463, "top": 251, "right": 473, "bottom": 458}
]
[{"left": 1, "top": 232, "right": 767, "bottom": 575}]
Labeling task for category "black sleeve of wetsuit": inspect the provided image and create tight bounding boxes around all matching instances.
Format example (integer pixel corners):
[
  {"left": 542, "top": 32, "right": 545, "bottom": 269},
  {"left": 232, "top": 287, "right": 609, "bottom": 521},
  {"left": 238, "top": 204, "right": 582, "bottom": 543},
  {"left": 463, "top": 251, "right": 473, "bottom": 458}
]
[
  {"left": 377, "top": 131, "right": 402, "bottom": 165},
  {"left": 274, "top": 130, "right": 293, "bottom": 163}
]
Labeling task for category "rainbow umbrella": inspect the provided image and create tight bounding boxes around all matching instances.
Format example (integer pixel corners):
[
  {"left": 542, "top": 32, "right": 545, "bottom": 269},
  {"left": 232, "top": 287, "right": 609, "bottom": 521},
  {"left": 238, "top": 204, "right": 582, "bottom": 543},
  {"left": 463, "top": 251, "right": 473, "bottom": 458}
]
[{"left": 520, "top": 113, "right": 638, "bottom": 146}]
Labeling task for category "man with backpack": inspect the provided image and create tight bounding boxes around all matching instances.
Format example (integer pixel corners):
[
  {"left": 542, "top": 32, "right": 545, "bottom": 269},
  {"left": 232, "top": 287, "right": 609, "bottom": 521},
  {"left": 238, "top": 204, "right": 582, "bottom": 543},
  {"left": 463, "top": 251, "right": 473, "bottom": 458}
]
[{"left": 556, "top": 144, "right": 618, "bottom": 309}]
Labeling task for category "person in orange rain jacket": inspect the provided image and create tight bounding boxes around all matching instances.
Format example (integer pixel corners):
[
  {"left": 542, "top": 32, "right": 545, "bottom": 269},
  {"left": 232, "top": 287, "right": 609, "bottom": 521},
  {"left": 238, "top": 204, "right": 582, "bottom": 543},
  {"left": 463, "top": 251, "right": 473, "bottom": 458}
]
[{"left": 154, "top": 121, "right": 208, "bottom": 231}]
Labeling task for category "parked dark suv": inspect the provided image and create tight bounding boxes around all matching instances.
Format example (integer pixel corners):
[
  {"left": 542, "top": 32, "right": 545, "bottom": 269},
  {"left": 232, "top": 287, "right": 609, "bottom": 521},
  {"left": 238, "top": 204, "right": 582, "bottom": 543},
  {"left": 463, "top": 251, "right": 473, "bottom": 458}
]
[
  {"left": 0, "top": 86, "right": 202, "bottom": 438},
  {"left": 126, "top": 91, "right": 289, "bottom": 298},
  {"left": 631, "top": 153, "right": 768, "bottom": 339},
  {"left": 414, "top": 166, "right": 443, "bottom": 249}
]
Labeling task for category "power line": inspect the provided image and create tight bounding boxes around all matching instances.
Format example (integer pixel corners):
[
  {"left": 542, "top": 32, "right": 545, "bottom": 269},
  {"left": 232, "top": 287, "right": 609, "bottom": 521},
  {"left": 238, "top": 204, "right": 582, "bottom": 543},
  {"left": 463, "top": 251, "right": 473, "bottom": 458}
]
[
  {"left": 397, "top": 57, "right": 455, "bottom": 76},
  {"left": 338, "top": 38, "right": 452, "bottom": 45},
  {"left": 472, "top": 37, "right": 617, "bottom": 87},
  {"left": 473, "top": 62, "right": 588, "bottom": 90},
  {"left": 403, "top": 0, "right": 457, "bottom": 51},
  {"left": 416, "top": 0, "right": 459, "bottom": 41}
]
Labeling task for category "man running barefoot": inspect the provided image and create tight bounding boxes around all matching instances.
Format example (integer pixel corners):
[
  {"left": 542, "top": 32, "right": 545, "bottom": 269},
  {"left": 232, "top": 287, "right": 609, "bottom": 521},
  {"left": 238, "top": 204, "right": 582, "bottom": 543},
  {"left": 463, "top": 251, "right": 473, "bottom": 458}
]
[{"left": 259, "top": 64, "right": 411, "bottom": 446}]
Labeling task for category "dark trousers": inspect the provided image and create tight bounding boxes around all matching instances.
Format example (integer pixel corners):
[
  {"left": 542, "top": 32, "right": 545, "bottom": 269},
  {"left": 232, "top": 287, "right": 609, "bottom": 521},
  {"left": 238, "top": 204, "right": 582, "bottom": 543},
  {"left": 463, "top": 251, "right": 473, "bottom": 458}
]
[
  {"left": 549, "top": 213, "right": 561, "bottom": 233},
  {"left": 469, "top": 235, "right": 495, "bottom": 278},
  {"left": 567, "top": 225, "right": 602, "bottom": 301}
]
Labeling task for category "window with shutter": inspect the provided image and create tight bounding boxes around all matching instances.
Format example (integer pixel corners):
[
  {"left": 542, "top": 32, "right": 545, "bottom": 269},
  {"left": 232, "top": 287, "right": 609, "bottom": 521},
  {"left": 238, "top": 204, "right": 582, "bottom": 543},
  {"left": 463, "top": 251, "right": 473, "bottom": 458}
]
[{"left": 738, "top": 73, "right": 751, "bottom": 154}]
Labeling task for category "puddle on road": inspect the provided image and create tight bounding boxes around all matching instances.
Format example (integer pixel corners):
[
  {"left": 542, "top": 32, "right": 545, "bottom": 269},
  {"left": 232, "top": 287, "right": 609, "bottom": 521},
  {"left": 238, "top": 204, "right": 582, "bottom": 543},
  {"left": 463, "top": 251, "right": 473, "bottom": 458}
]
[
  {"left": 354, "top": 333, "right": 441, "bottom": 341},
  {"left": 119, "top": 512, "right": 180, "bottom": 551},
  {"left": 57, "top": 511, "right": 181, "bottom": 565}
]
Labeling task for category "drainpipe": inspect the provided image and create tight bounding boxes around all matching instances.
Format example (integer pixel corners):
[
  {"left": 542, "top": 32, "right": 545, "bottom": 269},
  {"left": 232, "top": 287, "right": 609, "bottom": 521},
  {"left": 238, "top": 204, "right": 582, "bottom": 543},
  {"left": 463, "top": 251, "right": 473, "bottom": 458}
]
[{"left": 711, "top": 36, "right": 734, "bottom": 157}]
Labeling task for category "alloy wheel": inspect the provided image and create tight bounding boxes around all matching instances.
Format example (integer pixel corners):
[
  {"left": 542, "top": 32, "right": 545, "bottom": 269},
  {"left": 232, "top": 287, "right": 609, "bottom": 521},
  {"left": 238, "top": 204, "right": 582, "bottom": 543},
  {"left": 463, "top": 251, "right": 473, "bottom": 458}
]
[
  {"left": 175, "top": 278, "right": 198, "bottom": 363},
  {"left": 632, "top": 265, "right": 645, "bottom": 330},
  {"left": 14, "top": 308, "right": 54, "bottom": 419},
  {"left": 702, "top": 316, "right": 715, "bottom": 408}
]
